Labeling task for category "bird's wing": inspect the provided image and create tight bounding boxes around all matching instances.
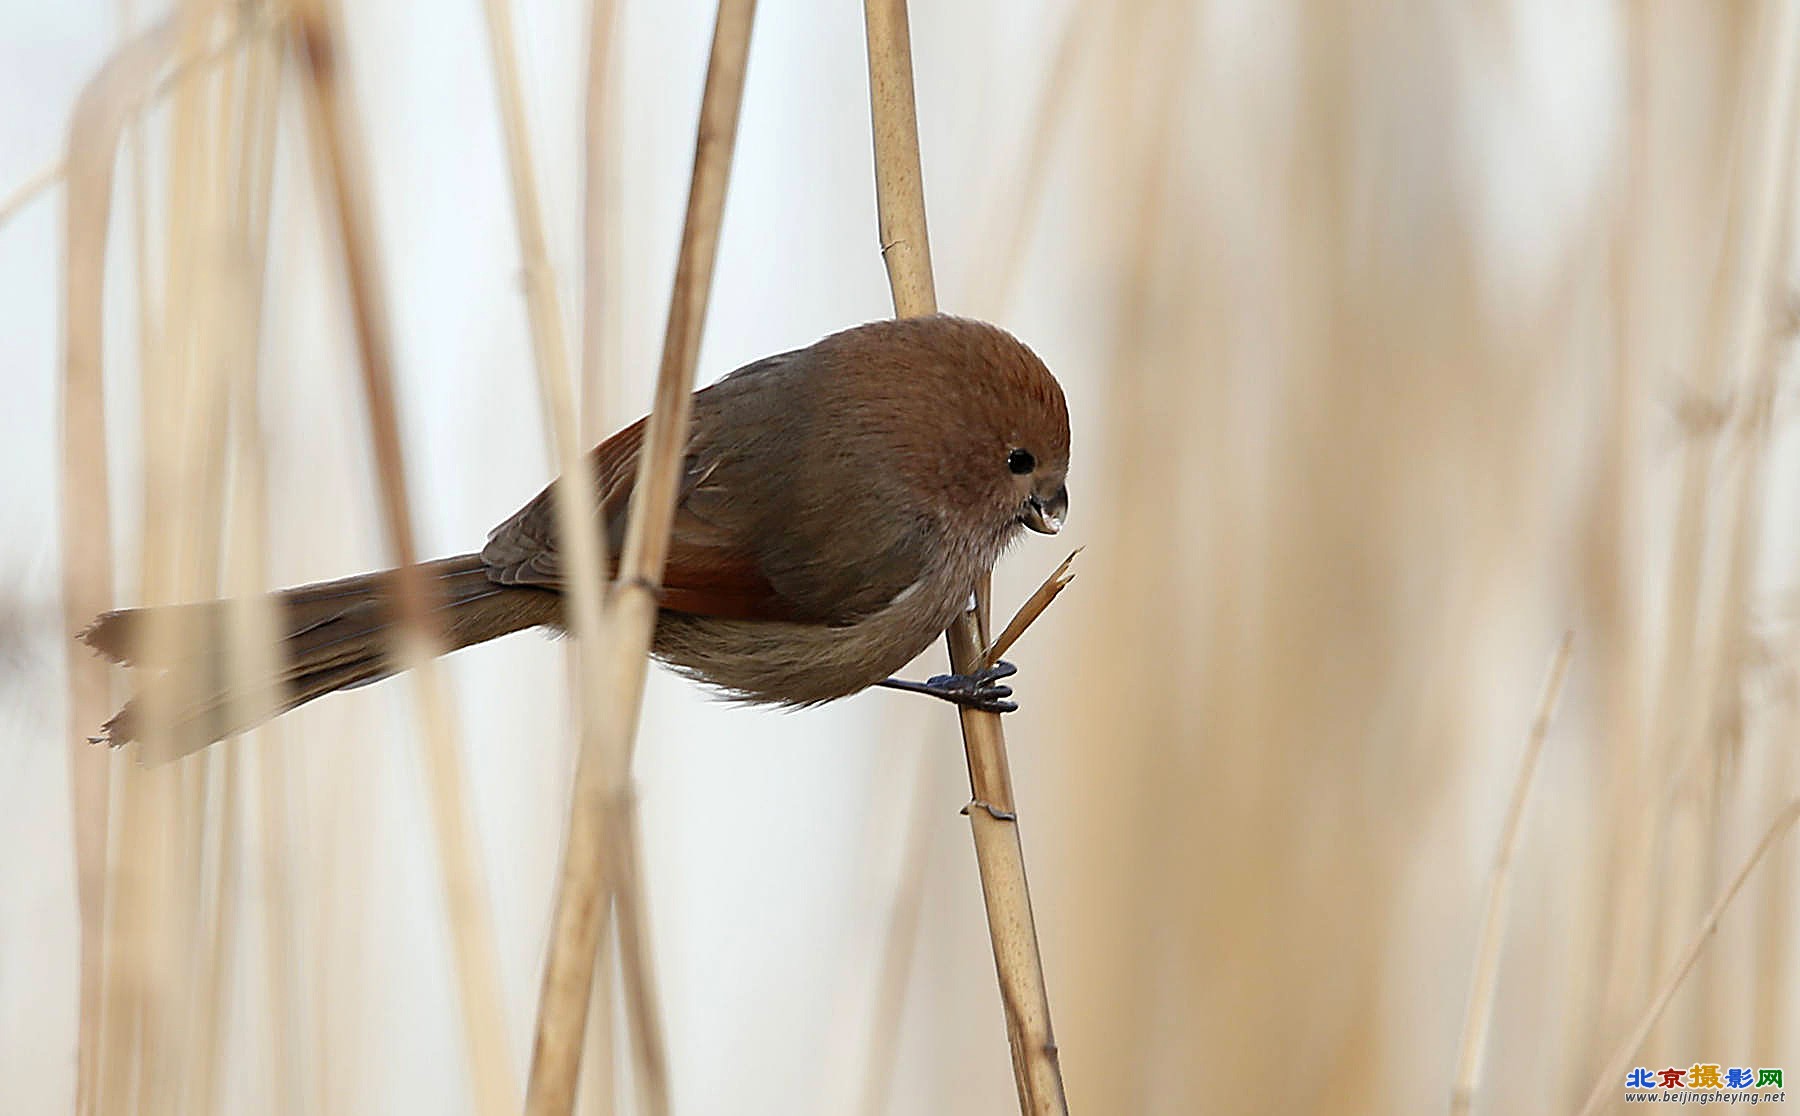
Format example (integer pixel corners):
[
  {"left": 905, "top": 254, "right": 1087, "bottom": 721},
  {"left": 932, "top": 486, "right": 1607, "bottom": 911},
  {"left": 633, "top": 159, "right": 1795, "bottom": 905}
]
[{"left": 480, "top": 399, "right": 811, "bottom": 623}]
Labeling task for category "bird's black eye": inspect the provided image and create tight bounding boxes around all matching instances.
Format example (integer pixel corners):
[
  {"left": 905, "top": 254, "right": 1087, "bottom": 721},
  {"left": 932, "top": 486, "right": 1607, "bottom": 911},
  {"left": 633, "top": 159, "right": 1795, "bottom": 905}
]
[{"left": 1007, "top": 448, "right": 1036, "bottom": 475}]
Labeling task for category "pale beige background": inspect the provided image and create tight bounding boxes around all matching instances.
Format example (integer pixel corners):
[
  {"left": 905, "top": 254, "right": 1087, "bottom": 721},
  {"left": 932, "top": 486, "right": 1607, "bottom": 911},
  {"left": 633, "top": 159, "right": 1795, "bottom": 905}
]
[{"left": 2, "top": 2, "right": 1795, "bottom": 1115}]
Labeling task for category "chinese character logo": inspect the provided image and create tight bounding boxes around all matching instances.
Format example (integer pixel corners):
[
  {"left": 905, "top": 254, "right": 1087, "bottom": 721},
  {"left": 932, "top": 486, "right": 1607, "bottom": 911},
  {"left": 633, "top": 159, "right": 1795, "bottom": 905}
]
[{"left": 1624, "top": 1064, "right": 1784, "bottom": 1099}]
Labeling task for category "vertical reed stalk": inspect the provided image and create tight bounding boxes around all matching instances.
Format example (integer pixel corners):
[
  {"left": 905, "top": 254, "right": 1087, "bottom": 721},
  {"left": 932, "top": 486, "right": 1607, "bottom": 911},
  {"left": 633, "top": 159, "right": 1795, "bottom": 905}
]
[
  {"left": 192, "top": 18, "right": 286, "bottom": 1110},
  {"left": 523, "top": 3, "right": 756, "bottom": 1113},
  {"left": 852, "top": 12, "right": 1086, "bottom": 1104},
  {"left": 60, "top": 20, "right": 181, "bottom": 1113},
  {"left": 1576, "top": 800, "right": 1800, "bottom": 1116},
  {"left": 1449, "top": 634, "right": 1574, "bottom": 1116},
  {"left": 291, "top": 4, "right": 519, "bottom": 1111},
  {"left": 1643, "top": 4, "right": 1800, "bottom": 1062},
  {"left": 131, "top": 5, "right": 224, "bottom": 1109},
  {"left": 581, "top": 0, "right": 622, "bottom": 446},
  {"left": 862, "top": 2, "right": 1067, "bottom": 1112},
  {"left": 219, "top": 25, "right": 306, "bottom": 1114},
  {"left": 484, "top": 0, "right": 678, "bottom": 1102},
  {"left": 1587, "top": 2, "right": 1653, "bottom": 1075},
  {"left": 577, "top": 5, "right": 623, "bottom": 1110}
]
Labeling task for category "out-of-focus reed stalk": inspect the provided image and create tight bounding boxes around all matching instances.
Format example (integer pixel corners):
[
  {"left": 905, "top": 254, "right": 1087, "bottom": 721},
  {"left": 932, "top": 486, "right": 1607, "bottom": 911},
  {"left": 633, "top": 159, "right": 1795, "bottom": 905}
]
[
  {"left": 291, "top": 2, "right": 519, "bottom": 1111},
  {"left": 577, "top": 3, "right": 623, "bottom": 1113},
  {"left": 481, "top": 0, "right": 678, "bottom": 1106},
  {"left": 117, "top": 0, "right": 152, "bottom": 393},
  {"left": 178, "top": 20, "right": 252, "bottom": 1110},
  {"left": 0, "top": 160, "right": 66, "bottom": 229},
  {"left": 487, "top": 2, "right": 676, "bottom": 1105},
  {"left": 1695, "top": 31, "right": 1800, "bottom": 1055},
  {"left": 605, "top": 799, "right": 670, "bottom": 1115},
  {"left": 217, "top": 28, "right": 308, "bottom": 1113},
  {"left": 255, "top": 733, "right": 305, "bottom": 1116},
  {"left": 0, "top": 15, "right": 270, "bottom": 237},
  {"left": 59, "top": 18, "right": 180, "bottom": 1111},
  {"left": 523, "top": 2, "right": 756, "bottom": 1112},
  {"left": 1586, "top": 0, "right": 1652, "bottom": 1079},
  {"left": 862, "top": 2, "right": 1067, "bottom": 1112},
  {"left": 1576, "top": 800, "right": 1800, "bottom": 1116},
  {"left": 1061, "top": 9, "right": 1187, "bottom": 1106},
  {"left": 1752, "top": 705, "right": 1798, "bottom": 1066},
  {"left": 132, "top": 7, "right": 228, "bottom": 1113},
  {"left": 1449, "top": 633, "right": 1573, "bottom": 1116},
  {"left": 188, "top": 16, "right": 285, "bottom": 1112},
  {"left": 580, "top": 0, "right": 621, "bottom": 447},
  {"left": 1643, "top": 1, "right": 1800, "bottom": 1062},
  {"left": 577, "top": 926, "right": 617, "bottom": 1116},
  {"left": 961, "top": 2, "right": 1091, "bottom": 325}
]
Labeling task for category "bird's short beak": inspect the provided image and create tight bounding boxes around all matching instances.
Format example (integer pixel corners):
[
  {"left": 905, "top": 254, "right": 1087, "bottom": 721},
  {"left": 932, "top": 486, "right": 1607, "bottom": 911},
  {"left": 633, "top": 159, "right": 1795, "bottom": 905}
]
[{"left": 1022, "top": 485, "right": 1068, "bottom": 535}]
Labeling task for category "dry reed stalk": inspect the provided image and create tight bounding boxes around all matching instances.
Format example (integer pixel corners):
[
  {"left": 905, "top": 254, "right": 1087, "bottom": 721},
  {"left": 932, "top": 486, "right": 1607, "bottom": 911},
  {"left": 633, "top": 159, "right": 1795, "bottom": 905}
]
[
  {"left": 1585, "top": 1, "right": 1653, "bottom": 1075},
  {"left": 124, "top": 74, "right": 155, "bottom": 377},
  {"left": 480, "top": 0, "right": 586, "bottom": 477},
  {"left": 577, "top": 915, "right": 619, "bottom": 1116},
  {"left": 1575, "top": 799, "right": 1800, "bottom": 1116},
  {"left": 1641, "top": 7, "right": 1800, "bottom": 1062},
  {"left": 523, "top": 2, "right": 756, "bottom": 1112},
  {"left": 1448, "top": 633, "right": 1574, "bottom": 1116},
  {"left": 580, "top": 0, "right": 622, "bottom": 446},
  {"left": 97, "top": 762, "right": 150, "bottom": 1113},
  {"left": 59, "top": 19, "right": 181, "bottom": 1113},
  {"left": 228, "top": 448, "right": 303, "bottom": 1115},
  {"left": 1751, "top": 723, "right": 1797, "bottom": 1060},
  {"left": 256, "top": 736, "right": 306, "bottom": 1116},
  {"left": 1058, "top": 6, "right": 1196, "bottom": 1108},
  {"left": 1643, "top": 0, "right": 1789, "bottom": 893},
  {"left": 575, "top": 4, "right": 623, "bottom": 1111},
  {"left": 848, "top": 11, "right": 1089, "bottom": 1099},
  {"left": 862, "top": 2, "right": 1067, "bottom": 1112},
  {"left": 220, "top": 36, "right": 307, "bottom": 1114},
  {"left": 122, "top": 0, "right": 157, "bottom": 426},
  {"left": 983, "top": 552, "right": 1079, "bottom": 669},
  {"left": 0, "top": 13, "right": 274, "bottom": 239},
  {"left": 192, "top": 753, "right": 243, "bottom": 1115},
  {"left": 477, "top": 0, "right": 610, "bottom": 604},
  {"left": 604, "top": 796, "right": 671, "bottom": 1114},
  {"left": 1696, "top": 41, "right": 1800, "bottom": 1054},
  {"left": 484, "top": 0, "right": 675, "bottom": 1102},
  {"left": 125, "top": 6, "right": 226, "bottom": 1109},
  {"left": 844, "top": 545, "right": 1076, "bottom": 1114},
  {"left": 259, "top": 749, "right": 308, "bottom": 1090},
  {"left": 180, "top": 29, "right": 256, "bottom": 1110},
  {"left": 0, "top": 159, "right": 65, "bottom": 229},
  {"left": 190, "top": 23, "right": 287, "bottom": 1110},
  {"left": 1611, "top": 15, "right": 1720, "bottom": 1049},
  {"left": 291, "top": 4, "right": 519, "bottom": 1111},
  {"left": 143, "top": 8, "right": 246, "bottom": 1112}
]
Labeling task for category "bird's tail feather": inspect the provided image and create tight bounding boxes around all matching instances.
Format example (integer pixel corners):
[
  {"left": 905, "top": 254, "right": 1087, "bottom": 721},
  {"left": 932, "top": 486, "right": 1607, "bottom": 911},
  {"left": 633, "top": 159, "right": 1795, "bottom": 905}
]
[{"left": 80, "top": 553, "right": 561, "bottom": 761}]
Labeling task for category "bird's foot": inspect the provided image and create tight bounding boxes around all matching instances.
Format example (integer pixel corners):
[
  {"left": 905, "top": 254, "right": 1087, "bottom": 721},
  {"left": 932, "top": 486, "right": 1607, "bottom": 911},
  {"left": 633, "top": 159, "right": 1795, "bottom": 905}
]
[{"left": 879, "top": 660, "right": 1018, "bottom": 714}]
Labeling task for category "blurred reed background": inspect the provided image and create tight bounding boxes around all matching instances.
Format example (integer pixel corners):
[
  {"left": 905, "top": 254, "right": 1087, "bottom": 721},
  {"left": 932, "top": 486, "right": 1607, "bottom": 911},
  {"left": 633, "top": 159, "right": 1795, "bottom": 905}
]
[{"left": 2, "top": 0, "right": 1797, "bottom": 1114}]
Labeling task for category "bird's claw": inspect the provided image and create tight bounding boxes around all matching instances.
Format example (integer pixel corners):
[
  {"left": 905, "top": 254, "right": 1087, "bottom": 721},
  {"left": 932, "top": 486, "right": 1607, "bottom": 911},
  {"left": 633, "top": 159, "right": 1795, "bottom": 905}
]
[{"left": 923, "top": 659, "right": 1019, "bottom": 714}]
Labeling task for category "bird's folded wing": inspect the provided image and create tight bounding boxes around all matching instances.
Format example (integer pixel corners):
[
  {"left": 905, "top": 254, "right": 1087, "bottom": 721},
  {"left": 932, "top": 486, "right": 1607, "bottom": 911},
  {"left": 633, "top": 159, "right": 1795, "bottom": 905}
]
[{"left": 479, "top": 415, "right": 807, "bottom": 622}]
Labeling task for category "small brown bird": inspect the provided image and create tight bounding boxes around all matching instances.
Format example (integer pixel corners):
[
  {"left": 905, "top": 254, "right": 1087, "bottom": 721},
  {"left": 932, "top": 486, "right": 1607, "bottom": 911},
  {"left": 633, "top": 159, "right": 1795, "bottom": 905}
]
[{"left": 82, "top": 315, "right": 1071, "bottom": 757}]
